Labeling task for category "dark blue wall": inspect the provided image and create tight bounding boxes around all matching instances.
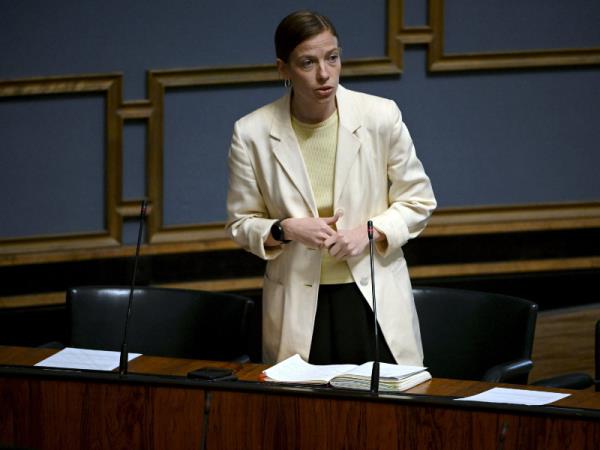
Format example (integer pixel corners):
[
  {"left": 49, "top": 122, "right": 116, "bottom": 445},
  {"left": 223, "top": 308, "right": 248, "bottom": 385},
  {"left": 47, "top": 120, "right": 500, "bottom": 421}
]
[{"left": 2, "top": 0, "right": 599, "bottom": 240}]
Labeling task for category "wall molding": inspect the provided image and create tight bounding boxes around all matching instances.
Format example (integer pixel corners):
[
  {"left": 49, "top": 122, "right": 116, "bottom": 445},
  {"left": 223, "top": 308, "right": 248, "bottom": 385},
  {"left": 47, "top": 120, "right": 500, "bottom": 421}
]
[
  {"left": 423, "top": 202, "right": 600, "bottom": 236},
  {"left": 427, "top": 0, "right": 600, "bottom": 72},
  {"left": 3, "top": 255, "right": 599, "bottom": 310},
  {"left": 0, "top": 74, "right": 124, "bottom": 254},
  {"left": 1, "top": 201, "right": 598, "bottom": 266}
]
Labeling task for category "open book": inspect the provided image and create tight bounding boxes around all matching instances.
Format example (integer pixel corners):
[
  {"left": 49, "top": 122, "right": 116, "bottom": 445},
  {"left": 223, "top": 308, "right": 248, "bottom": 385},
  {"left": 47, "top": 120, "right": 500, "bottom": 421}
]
[{"left": 262, "top": 354, "right": 431, "bottom": 392}]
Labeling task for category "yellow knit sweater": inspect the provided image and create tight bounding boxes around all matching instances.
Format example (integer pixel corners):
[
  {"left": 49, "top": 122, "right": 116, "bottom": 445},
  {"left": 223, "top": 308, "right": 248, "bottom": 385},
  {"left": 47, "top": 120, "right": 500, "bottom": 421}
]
[{"left": 292, "top": 112, "right": 353, "bottom": 284}]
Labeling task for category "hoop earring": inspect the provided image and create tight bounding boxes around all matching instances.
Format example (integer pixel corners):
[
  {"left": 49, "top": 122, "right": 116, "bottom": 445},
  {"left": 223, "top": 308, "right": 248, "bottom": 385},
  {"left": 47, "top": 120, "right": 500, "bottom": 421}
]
[{"left": 284, "top": 79, "right": 291, "bottom": 88}]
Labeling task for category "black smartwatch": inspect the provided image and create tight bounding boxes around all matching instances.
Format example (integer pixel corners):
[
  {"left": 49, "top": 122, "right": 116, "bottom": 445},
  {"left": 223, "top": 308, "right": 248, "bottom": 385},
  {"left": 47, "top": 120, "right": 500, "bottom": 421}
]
[{"left": 270, "top": 220, "right": 291, "bottom": 243}]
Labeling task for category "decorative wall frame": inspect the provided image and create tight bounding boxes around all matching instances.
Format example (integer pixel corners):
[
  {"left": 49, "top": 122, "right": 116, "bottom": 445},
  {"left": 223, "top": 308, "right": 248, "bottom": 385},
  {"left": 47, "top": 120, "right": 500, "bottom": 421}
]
[
  {"left": 0, "top": 74, "right": 123, "bottom": 255},
  {"left": 427, "top": 0, "right": 600, "bottom": 71}
]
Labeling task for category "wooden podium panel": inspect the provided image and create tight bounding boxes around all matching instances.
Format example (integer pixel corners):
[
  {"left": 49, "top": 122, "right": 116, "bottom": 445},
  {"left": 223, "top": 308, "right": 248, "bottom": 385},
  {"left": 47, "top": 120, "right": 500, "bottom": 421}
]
[
  {"left": 0, "top": 376, "right": 205, "bottom": 450},
  {"left": 206, "top": 389, "right": 600, "bottom": 450},
  {"left": 1, "top": 346, "right": 600, "bottom": 450}
]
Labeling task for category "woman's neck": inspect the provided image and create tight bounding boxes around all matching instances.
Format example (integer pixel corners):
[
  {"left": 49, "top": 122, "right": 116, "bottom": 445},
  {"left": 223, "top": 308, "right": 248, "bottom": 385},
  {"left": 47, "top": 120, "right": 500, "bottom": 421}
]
[{"left": 291, "top": 96, "right": 337, "bottom": 124}]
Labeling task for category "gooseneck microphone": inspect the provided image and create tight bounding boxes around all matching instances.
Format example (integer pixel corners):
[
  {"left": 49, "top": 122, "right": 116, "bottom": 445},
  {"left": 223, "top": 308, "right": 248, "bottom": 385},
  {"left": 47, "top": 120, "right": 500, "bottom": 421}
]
[
  {"left": 119, "top": 199, "right": 147, "bottom": 376},
  {"left": 367, "top": 220, "right": 380, "bottom": 394}
]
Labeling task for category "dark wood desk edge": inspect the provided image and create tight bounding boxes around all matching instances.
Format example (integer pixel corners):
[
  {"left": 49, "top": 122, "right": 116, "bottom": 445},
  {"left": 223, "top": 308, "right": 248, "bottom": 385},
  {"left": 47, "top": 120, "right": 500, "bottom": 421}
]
[{"left": 2, "top": 361, "right": 600, "bottom": 421}]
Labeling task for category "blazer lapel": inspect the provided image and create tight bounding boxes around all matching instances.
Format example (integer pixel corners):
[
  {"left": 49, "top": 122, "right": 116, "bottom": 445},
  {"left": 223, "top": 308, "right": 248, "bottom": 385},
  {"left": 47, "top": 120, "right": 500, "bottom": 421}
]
[
  {"left": 269, "top": 93, "right": 317, "bottom": 215},
  {"left": 334, "top": 86, "right": 362, "bottom": 207}
]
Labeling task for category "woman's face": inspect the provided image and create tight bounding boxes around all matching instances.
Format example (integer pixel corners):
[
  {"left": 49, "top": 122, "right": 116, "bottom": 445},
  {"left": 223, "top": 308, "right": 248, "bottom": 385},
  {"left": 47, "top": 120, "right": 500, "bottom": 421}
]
[{"left": 277, "top": 30, "right": 341, "bottom": 123}]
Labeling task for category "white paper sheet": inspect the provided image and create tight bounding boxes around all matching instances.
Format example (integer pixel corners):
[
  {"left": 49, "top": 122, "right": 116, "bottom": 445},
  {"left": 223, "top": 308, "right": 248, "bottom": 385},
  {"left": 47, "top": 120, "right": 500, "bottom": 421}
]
[
  {"left": 345, "top": 361, "right": 428, "bottom": 379},
  {"left": 455, "top": 387, "right": 570, "bottom": 406},
  {"left": 263, "top": 354, "right": 357, "bottom": 384},
  {"left": 35, "top": 347, "right": 142, "bottom": 371}
]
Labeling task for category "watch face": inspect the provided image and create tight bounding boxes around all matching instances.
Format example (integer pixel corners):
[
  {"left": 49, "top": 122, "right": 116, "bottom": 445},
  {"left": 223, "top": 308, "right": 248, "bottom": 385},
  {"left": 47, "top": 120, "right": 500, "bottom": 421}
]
[{"left": 271, "top": 222, "right": 284, "bottom": 241}]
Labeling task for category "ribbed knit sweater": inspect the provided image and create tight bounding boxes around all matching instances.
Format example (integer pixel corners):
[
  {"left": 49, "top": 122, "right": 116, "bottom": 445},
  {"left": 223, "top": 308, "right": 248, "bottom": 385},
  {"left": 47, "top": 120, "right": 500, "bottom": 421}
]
[{"left": 292, "top": 112, "right": 353, "bottom": 284}]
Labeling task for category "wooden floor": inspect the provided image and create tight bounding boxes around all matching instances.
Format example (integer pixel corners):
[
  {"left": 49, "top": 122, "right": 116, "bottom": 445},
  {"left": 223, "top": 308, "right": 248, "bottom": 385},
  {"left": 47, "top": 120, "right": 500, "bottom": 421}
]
[{"left": 530, "top": 303, "right": 600, "bottom": 383}]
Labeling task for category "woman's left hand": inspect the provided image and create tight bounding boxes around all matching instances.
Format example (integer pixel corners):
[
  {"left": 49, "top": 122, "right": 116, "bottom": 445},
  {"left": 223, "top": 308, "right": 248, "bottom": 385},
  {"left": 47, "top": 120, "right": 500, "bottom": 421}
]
[
  {"left": 324, "top": 225, "right": 368, "bottom": 260},
  {"left": 325, "top": 224, "right": 386, "bottom": 260}
]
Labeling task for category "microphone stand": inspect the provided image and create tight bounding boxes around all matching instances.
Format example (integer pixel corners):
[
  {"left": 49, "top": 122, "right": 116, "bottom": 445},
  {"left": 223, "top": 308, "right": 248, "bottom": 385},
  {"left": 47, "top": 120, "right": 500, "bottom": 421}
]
[
  {"left": 368, "top": 220, "right": 380, "bottom": 394},
  {"left": 119, "top": 199, "right": 147, "bottom": 376}
]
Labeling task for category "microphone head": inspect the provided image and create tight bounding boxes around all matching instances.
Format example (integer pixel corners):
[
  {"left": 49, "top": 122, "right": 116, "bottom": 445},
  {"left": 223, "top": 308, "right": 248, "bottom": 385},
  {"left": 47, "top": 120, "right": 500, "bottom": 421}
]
[{"left": 367, "top": 220, "right": 373, "bottom": 239}]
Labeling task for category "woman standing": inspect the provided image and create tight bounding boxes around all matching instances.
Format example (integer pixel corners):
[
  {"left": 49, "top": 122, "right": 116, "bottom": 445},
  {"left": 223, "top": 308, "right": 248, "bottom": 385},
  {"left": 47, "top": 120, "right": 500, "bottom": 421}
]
[{"left": 226, "top": 11, "right": 436, "bottom": 365}]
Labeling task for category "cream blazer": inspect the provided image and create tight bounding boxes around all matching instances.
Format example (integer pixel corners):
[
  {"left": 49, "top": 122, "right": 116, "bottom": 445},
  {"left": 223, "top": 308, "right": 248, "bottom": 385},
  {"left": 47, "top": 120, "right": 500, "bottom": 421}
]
[{"left": 226, "top": 85, "right": 436, "bottom": 364}]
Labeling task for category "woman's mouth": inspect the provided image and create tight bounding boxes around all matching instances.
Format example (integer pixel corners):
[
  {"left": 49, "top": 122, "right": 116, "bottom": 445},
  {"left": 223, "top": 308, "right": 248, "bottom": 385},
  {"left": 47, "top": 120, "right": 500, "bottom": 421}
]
[{"left": 316, "top": 86, "right": 333, "bottom": 97}]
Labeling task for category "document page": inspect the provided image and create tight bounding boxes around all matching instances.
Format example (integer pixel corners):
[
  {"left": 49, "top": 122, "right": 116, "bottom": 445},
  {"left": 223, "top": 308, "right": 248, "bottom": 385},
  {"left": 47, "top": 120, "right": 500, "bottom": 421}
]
[
  {"left": 455, "top": 387, "right": 570, "bottom": 406},
  {"left": 35, "top": 347, "right": 142, "bottom": 371},
  {"left": 344, "top": 361, "right": 428, "bottom": 379},
  {"left": 262, "top": 354, "right": 357, "bottom": 384}
]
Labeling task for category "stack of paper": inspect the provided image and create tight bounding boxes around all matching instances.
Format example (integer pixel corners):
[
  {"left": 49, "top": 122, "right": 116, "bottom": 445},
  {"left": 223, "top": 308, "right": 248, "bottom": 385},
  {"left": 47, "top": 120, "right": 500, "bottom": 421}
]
[
  {"left": 330, "top": 361, "right": 431, "bottom": 391},
  {"left": 262, "top": 354, "right": 431, "bottom": 392}
]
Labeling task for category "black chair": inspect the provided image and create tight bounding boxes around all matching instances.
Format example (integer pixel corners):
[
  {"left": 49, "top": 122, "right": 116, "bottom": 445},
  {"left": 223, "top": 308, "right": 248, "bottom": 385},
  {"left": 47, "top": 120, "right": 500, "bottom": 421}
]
[
  {"left": 531, "top": 319, "right": 599, "bottom": 391},
  {"left": 413, "top": 286, "right": 538, "bottom": 384},
  {"left": 66, "top": 286, "right": 254, "bottom": 362}
]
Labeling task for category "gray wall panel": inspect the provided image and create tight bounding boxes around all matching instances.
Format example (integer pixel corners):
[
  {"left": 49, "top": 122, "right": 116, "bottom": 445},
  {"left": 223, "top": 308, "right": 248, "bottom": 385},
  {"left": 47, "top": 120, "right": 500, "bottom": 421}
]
[
  {"left": 0, "top": 95, "right": 105, "bottom": 237},
  {"left": 445, "top": 0, "right": 600, "bottom": 53}
]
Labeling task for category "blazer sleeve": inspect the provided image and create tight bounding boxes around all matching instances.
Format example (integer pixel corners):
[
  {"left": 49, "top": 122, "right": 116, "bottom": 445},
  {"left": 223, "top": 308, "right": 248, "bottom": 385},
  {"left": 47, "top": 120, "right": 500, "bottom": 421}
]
[
  {"left": 225, "top": 120, "right": 283, "bottom": 261},
  {"left": 370, "top": 101, "right": 437, "bottom": 257}
]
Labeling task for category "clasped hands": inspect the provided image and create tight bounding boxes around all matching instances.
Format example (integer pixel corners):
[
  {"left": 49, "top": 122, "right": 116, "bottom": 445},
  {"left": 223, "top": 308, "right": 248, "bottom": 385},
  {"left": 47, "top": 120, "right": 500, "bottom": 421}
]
[{"left": 281, "top": 212, "right": 378, "bottom": 260}]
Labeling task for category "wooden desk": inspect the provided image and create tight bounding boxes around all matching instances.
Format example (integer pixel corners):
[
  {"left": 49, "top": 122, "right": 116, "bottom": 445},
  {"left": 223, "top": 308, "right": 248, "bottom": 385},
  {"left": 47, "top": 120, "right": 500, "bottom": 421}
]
[{"left": 1, "top": 345, "right": 599, "bottom": 450}]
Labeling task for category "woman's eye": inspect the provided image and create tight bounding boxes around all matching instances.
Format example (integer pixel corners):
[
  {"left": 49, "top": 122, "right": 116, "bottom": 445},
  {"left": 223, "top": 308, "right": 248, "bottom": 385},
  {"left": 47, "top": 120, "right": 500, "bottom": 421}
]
[{"left": 301, "top": 59, "right": 314, "bottom": 69}]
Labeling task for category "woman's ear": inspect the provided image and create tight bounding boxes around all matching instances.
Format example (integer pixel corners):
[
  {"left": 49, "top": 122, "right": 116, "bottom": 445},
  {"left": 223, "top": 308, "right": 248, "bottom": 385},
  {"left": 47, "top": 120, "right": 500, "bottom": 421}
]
[{"left": 276, "top": 59, "right": 289, "bottom": 80}]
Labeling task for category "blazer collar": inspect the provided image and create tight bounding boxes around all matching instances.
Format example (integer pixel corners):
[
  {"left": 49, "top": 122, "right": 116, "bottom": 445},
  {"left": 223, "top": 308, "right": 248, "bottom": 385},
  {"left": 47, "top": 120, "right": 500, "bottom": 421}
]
[
  {"left": 269, "top": 93, "right": 317, "bottom": 214},
  {"left": 333, "top": 86, "right": 362, "bottom": 207},
  {"left": 269, "top": 85, "right": 363, "bottom": 215}
]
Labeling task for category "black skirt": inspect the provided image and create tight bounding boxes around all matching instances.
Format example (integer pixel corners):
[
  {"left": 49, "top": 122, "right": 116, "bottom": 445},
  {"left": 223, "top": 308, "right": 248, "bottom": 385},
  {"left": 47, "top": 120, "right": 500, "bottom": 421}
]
[{"left": 308, "top": 282, "right": 395, "bottom": 365}]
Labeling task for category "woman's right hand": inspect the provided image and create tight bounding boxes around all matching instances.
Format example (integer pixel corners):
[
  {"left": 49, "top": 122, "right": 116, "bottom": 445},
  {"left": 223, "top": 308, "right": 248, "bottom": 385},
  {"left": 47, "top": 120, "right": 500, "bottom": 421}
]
[{"left": 282, "top": 212, "right": 340, "bottom": 248}]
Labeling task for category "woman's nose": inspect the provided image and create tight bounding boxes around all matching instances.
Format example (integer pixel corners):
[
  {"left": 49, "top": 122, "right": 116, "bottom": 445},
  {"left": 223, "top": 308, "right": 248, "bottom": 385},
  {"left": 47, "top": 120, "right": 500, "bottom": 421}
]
[{"left": 317, "top": 62, "right": 330, "bottom": 81}]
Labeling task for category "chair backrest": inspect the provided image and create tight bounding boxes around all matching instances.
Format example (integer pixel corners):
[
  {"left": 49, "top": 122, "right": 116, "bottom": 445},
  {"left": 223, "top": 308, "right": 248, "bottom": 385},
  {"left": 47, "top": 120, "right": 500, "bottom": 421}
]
[
  {"left": 413, "top": 286, "right": 538, "bottom": 383},
  {"left": 67, "top": 286, "right": 254, "bottom": 361},
  {"left": 596, "top": 320, "right": 600, "bottom": 391}
]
